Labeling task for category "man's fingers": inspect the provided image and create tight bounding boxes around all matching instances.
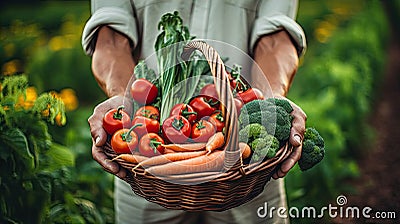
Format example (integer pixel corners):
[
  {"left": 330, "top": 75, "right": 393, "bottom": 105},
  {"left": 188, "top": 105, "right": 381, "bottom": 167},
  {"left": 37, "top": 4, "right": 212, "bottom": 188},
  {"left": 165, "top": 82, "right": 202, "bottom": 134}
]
[
  {"left": 280, "top": 145, "right": 302, "bottom": 173},
  {"left": 91, "top": 138, "right": 128, "bottom": 178},
  {"left": 92, "top": 139, "right": 118, "bottom": 172},
  {"left": 115, "top": 168, "right": 127, "bottom": 179},
  {"left": 88, "top": 110, "right": 107, "bottom": 146},
  {"left": 289, "top": 105, "right": 306, "bottom": 147}
]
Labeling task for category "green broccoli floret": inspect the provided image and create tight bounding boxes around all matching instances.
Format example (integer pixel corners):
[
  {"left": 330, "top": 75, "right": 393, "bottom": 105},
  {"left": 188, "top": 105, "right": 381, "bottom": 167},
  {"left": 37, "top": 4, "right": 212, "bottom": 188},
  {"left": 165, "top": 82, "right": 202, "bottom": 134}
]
[
  {"left": 238, "top": 123, "right": 268, "bottom": 143},
  {"left": 240, "top": 108, "right": 291, "bottom": 142},
  {"left": 303, "top": 127, "right": 324, "bottom": 147},
  {"left": 250, "top": 135, "right": 280, "bottom": 162},
  {"left": 238, "top": 98, "right": 294, "bottom": 144},
  {"left": 298, "top": 127, "right": 325, "bottom": 171},
  {"left": 264, "top": 98, "right": 293, "bottom": 114},
  {"left": 240, "top": 99, "right": 274, "bottom": 116}
]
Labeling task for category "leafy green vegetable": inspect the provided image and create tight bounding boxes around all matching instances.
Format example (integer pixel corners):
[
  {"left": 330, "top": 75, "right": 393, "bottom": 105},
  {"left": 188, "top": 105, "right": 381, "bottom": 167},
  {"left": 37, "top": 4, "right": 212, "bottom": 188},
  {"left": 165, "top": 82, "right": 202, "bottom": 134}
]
[
  {"left": 154, "top": 11, "right": 198, "bottom": 122},
  {"left": 134, "top": 60, "right": 157, "bottom": 82}
]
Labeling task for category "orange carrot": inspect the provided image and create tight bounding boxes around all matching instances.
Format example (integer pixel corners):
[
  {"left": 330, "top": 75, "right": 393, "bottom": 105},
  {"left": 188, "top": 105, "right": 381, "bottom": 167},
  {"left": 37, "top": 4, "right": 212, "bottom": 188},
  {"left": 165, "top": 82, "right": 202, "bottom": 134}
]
[
  {"left": 133, "top": 150, "right": 207, "bottom": 171},
  {"left": 163, "top": 148, "right": 177, "bottom": 154},
  {"left": 205, "top": 132, "right": 225, "bottom": 155},
  {"left": 145, "top": 150, "right": 225, "bottom": 176},
  {"left": 161, "top": 142, "right": 206, "bottom": 152},
  {"left": 239, "top": 142, "right": 252, "bottom": 159},
  {"left": 112, "top": 154, "right": 148, "bottom": 163}
]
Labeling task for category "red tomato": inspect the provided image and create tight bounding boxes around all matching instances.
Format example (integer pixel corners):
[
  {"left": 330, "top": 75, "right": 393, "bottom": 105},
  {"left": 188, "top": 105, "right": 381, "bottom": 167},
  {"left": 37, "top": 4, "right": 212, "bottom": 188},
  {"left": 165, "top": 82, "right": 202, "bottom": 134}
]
[
  {"left": 237, "top": 88, "right": 264, "bottom": 104},
  {"left": 234, "top": 98, "right": 244, "bottom": 114},
  {"left": 135, "top": 105, "right": 160, "bottom": 120},
  {"left": 131, "top": 116, "right": 160, "bottom": 137},
  {"left": 111, "top": 127, "right": 139, "bottom": 154},
  {"left": 130, "top": 78, "right": 158, "bottom": 105},
  {"left": 103, "top": 106, "right": 131, "bottom": 135},
  {"left": 207, "top": 111, "right": 225, "bottom": 132},
  {"left": 162, "top": 115, "right": 191, "bottom": 144},
  {"left": 189, "top": 96, "right": 218, "bottom": 119},
  {"left": 170, "top": 103, "right": 197, "bottom": 124},
  {"left": 200, "top": 84, "right": 219, "bottom": 101},
  {"left": 139, "top": 133, "right": 165, "bottom": 157},
  {"left": 191, "top": 120, "right": 216, "bottom": 142}
]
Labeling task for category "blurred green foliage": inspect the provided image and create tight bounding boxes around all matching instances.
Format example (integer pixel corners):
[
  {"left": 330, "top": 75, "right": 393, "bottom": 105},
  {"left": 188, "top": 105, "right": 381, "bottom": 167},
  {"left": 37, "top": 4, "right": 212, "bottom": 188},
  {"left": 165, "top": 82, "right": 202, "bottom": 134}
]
[
  {"left": 1, "top": 2, "right": 113, "bottom": 223},
  {"left": 0, "top": 0, "right": 391, "bottom": 223},
  {"left": 286, "top": 0, "right": 389, "bottom": 219},
  {"left": 0, "top": 75, "right": 72, "bottom": 223},
  {"left": 0, "top": 2, "right": 105, "bottom": 104}
]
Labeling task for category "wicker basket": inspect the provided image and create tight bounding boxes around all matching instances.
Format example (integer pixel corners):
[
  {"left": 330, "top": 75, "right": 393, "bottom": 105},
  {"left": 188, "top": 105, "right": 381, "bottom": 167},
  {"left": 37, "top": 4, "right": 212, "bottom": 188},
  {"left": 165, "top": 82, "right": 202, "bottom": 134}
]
[{"left": 103, "top": 40, "right": 292, "bottom": 212}]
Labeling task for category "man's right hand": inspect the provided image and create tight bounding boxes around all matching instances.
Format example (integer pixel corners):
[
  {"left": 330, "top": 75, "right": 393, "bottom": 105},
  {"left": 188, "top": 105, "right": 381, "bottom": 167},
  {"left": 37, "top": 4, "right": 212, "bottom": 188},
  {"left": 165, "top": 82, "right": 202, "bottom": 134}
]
[{"left": 88, "top": 95, "right": 133, "bottom": 179}]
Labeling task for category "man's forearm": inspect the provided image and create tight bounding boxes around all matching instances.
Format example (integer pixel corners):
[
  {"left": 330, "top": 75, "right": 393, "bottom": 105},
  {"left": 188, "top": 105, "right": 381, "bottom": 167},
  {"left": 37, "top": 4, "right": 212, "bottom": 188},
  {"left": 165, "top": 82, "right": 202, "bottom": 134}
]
[
  {"left": 253, "top": 30, "right": 299, "bottom": 97},
  {"left": 92, "top": 26, "right": 136, "bottom": 97}
]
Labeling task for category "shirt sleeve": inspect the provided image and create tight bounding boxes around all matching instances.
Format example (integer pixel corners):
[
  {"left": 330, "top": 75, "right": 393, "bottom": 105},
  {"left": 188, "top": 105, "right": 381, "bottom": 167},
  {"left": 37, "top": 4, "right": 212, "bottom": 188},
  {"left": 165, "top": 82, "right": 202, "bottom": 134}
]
[
  {"left": 250, "top": 0, "right": 306, "bottom": 56},
  {"left": 81, "top": 0, "right": 139, "bottom": 56}
]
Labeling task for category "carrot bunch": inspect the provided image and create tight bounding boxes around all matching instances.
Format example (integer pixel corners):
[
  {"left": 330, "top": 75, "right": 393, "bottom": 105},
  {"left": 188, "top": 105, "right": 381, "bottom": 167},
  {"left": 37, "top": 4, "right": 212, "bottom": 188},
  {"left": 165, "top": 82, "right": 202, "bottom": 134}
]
[{"left": 113, "top": 132, "right": 229, "bottom": 175}]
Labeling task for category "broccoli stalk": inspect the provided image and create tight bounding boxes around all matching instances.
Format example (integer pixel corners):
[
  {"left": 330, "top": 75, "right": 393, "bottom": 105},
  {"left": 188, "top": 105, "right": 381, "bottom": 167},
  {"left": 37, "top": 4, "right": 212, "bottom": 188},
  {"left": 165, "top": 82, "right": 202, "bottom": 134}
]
[{"left": 298, "top": 127, "right": 325, "bottom": 171}]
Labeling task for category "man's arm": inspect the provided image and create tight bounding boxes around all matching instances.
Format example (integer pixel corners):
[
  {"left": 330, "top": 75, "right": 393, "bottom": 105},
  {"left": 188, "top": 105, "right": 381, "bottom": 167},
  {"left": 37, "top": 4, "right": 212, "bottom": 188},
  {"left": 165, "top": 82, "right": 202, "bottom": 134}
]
[
  {"left": 92, "top": 26, "right": 136, "bottom": 97},
  {"left": 253, "top": 30, "right": 298, "bottom": 97},
  {"left": 88, "top": 26, "right": 136, "bottom": 178},
  {"left": 254, "top": 30, "right": 306, "bottom": 178}
]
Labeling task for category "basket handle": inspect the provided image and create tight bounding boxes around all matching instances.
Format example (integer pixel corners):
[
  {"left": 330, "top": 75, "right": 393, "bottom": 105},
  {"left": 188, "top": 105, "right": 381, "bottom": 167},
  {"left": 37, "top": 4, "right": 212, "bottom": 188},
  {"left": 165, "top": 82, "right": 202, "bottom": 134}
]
[{"left": 181, "top": 40, "right": 240, "bottom": 171}]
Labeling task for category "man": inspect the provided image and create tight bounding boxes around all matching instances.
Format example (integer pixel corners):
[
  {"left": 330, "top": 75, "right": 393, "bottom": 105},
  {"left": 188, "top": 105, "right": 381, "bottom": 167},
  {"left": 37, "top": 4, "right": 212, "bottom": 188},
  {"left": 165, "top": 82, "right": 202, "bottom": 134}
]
[{"left": 83, "top": 0, "right": 306, "bottom": 223}]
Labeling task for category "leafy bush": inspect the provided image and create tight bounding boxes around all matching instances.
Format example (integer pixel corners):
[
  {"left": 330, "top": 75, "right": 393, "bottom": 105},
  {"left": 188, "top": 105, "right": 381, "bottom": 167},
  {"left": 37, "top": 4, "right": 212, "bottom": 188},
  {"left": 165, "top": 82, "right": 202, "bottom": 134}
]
[
  {"left": 0, "top": 74, "right": 73, "bottom": 223},
  {"left": 0, "top": 75, "right": 113, "bottom": 224}
]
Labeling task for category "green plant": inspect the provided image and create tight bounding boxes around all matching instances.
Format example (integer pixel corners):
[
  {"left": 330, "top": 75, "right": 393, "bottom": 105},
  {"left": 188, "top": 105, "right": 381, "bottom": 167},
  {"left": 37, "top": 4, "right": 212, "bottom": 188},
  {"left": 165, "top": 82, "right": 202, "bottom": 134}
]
[{"left": 0, "top": 74, "right": 73, "bottom": 223}]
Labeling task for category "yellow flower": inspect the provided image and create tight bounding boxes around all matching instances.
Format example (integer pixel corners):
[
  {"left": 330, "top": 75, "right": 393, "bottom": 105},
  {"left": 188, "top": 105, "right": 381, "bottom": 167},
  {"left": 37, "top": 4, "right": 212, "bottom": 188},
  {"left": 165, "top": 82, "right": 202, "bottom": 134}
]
[
  {"left": 49, "top": 36, "right": 64, "bottom": 51},
  {"left": 2, "top": 59, "right": 21, "bottom": 75},
  {"left": 24, "top": 87, "right": 38, "bottom": 109},
  {"left": 59, "top": 88, "right": 78, "bottom": 111},
  {"left": 16, "top": 86, "right": 38, "bottom": 110},
  {"left": 55, "top": 112, "right": 66, "bottom": 126},
  {"left": 41, "top": 105, "right": 51, "bottom": 118}
]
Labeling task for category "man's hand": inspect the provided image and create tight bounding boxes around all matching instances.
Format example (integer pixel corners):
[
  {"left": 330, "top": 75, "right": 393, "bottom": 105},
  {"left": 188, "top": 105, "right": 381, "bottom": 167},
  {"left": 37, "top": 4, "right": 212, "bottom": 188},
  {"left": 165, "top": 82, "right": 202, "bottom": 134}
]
[
  {"left": 89, "top": 26, "right": 136, "bottom": 178},
  {"left": 88, "top": 96, "right": 133, "bottom": 179},
  {"left": 272, "top": 96, "right": 306, "bottom": 179},
  {"left": 253, "top": 30, "right": 306, "bottom": 178}
]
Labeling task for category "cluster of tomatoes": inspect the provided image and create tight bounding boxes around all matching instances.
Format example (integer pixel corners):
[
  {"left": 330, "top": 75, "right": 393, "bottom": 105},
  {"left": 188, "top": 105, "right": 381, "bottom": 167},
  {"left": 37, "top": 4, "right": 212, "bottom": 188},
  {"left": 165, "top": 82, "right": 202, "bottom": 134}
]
[
  {"left": 199, "top": 74, "right": 264, "bottom": 115},
  {"left": 104, "top": 70, "right": 264, "bottom": 158}
]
